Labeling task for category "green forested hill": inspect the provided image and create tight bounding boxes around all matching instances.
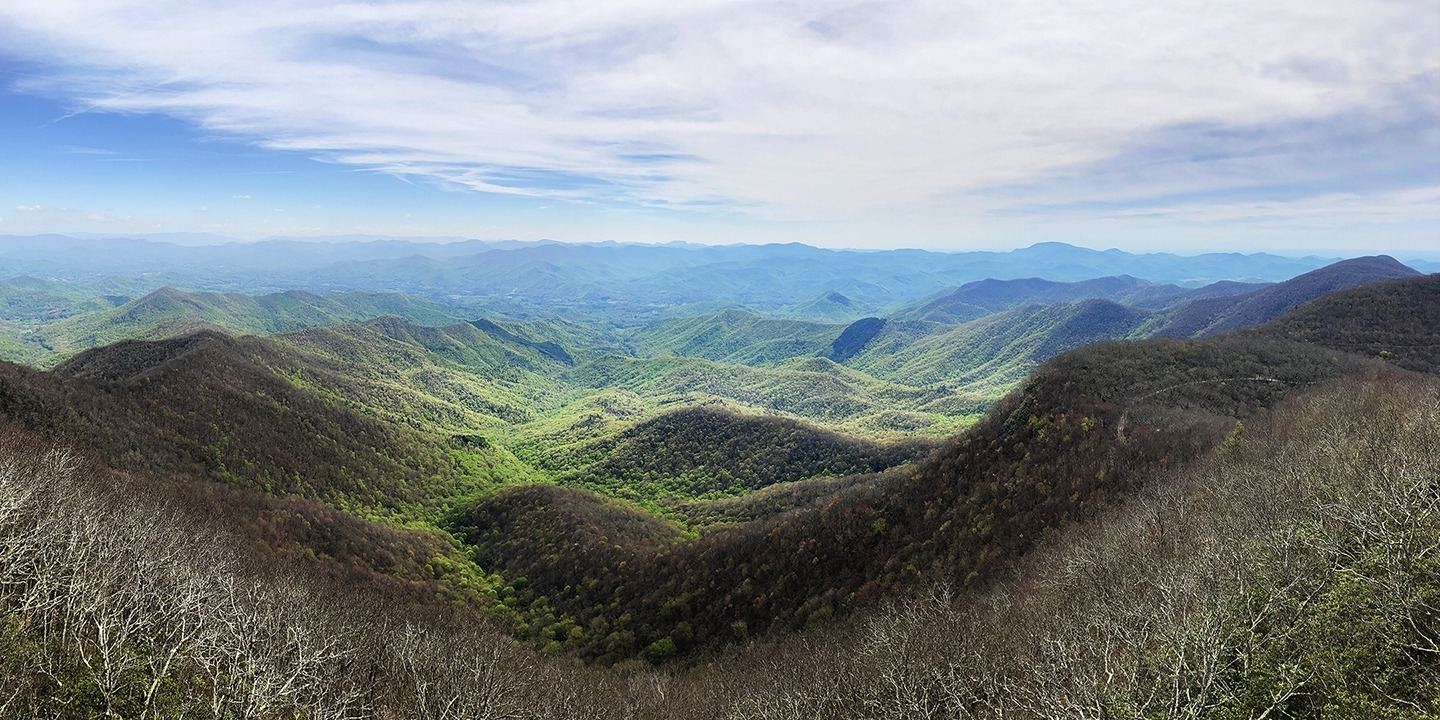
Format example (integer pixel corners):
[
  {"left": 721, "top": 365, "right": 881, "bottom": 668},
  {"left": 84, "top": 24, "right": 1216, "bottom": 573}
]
[
  {"left": 0, "top": 274, "right": 126, "bottom": 324},
  {"left": 623, "top": 308, "right": 840, "bottom": 366},
  {"left": 272, "top": 319, "right": 571, "bottom": 430},
  {"left": 779, "top": 289, "right": 878, "bottom": 323},
  {"left": 1157, "top": 255, "right": 1421, "bottom": 337},
  {"left": 846, "top": 298, "right": 1155, "bottom": 391},
  {"left": 5, "top": 354, "right": 1433, "bottom": 718},
  {"left": 33, "top": 330, "right": 473, "bottom": 512},
  {"left": 565, "top": 352, "right": 971, "bottom": 437},
  {"left": 21, "top": 286, "right": 473, "bottom": 362},
  {"left": 559, "top": 405, "right": 933, "bottom": 502},
  {"left": 1251, "top": 272, "right": 1440, "bottom": 374},
  {"left": 0, "top": 258, "right": 1411, "bottom": 450},
  {"left": 13, "top": 309, "right": 1356, "bottom": 671}
]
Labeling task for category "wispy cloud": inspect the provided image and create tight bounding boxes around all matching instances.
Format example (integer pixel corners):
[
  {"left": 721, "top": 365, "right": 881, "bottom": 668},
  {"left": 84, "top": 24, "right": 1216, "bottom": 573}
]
[
  {"left": 232, "top": 194, "right": 253, "bottom": 200},
  {"left": 60, "top": 145, "right": 117, "bottom": 155},
  {"left": 0, "top": 1, "right": 1436, "bottom": 223}
]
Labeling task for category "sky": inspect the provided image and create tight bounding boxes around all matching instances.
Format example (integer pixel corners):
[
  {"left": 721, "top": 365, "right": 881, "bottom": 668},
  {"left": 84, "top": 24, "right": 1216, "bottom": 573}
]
[{"left": 0, "top": 0, "right": 1437, "bottom": 254}]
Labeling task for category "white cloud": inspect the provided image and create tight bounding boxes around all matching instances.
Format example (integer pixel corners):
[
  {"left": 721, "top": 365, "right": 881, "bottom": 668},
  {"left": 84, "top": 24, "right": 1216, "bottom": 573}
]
[
  {"left": 0, "top": 1, "right": 1436, "bottom": 220},
  {"left": 232, "top": 194, "right": 253, "bottom": 200},
  {"left": 15, "top": 204, "right": 42, "bottom": 211}
]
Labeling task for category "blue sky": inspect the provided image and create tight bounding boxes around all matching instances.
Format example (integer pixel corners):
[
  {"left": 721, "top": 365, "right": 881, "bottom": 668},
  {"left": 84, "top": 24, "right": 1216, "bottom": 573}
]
[{"left": 1, "top": 1, "right": 1436, "bottom": 254}]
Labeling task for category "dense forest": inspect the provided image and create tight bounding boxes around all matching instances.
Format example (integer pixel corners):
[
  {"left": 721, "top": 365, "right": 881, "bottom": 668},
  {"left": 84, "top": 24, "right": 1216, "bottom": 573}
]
[{"left": 1, "top": 351, "right": 1434, "bottom": 717}]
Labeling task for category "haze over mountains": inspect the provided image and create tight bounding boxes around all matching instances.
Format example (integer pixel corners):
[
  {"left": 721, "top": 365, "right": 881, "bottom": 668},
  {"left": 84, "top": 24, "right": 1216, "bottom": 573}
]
[
  {"left": 4, "top": 234, "right": 1435, "bottom": 321},
  {"left": 0, "top": 234, "right": 1435, "bottom": 718}
]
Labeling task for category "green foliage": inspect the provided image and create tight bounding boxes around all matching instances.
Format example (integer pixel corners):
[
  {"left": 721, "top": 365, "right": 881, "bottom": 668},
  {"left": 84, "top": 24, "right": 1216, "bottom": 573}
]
[
  {"left": 0, "top": 259, "right": 1421, "bottom": 677},
  {"left": 568, "top": 353, "right": 971, "bottom": 439},
  {"left": 847, "top": 299, "right": 1154, "bottom": 396},
  {"left": 32, "top": 286, "right": 474, "bottom": 361},
  {"left": 623, "top": 307, "right": 841, "bottom": 367},
  {"left": 1251, "top": 273, "right": 1440, "bottom": 375},
  {"left": 560, "top": 405, "right": 932, "bottom": 504}
]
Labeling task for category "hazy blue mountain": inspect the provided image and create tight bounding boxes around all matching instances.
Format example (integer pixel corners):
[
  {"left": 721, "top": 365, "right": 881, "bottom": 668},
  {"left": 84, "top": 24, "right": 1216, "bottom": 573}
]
[{"left": 0, "top": 236, "right": 1344, "bottom": 322}]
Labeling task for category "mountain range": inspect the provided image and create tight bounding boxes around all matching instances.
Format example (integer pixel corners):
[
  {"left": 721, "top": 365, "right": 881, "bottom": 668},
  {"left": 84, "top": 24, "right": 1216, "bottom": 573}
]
[{"left": 0, "top": 236, "right": 1434, "bottom": 718}]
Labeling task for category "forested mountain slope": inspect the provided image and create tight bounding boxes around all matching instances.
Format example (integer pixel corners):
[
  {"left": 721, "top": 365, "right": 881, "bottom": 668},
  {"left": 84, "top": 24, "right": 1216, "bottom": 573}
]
[
  {"left": 4, "top": 362, "right": 1433, "bottom": 718},
  {"left": 5, "top": 331, "right": 467, "bottom": 512},
  {"left": 1157, "top": 255, "right": 1421, "bottom": 337},
  {"left": 451, "top": 333, "right": 1370, "bottom": 662},
  {"left": 557, "top": 405, "right": 934, "bottom": 503},
  {"left": 845, "top": 299, "right": 1155, "bottom": 390},
  {"left": 623, "top": 308, "right": 839, "bottom": 366},
  {"left": 1251, "top": 272, "right": 1440, "bottom": 374}
]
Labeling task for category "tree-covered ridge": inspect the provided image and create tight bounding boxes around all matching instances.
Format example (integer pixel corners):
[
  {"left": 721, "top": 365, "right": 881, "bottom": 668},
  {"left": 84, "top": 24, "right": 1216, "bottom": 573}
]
[
  {"left": 1157, "top": 254, "right": 1421, "bottom": 337},
  {"left": 3, "top": 293, "right": 1373, "bottom": 667},
  {"left": 1251, "top": 272, "right": 1440, "bottom": 374},
  {"left": 846, "top": 298, "right": 1156, "bottom": 390},
  {"left": 560, "top": 405, "right": 934, "bottom": 502},
  {"left": 693, "top": 370, "right": 1440, "bottom": 719},
  {"left": 0, "top": 260, "right": 1434, "bottom": 717},
  {"left": 0, "top": 257, "right": 1420, "bottom": 458},
  {"left": 623, "top": 308, "right": 840, "bottom": 367},
  {"left": 0, "top": 256, "right": 1426, "bottom": 677},
  {"left": 564, "top": 352, "right": 975, "bottom": 438},
  {"left": 0, "top": 284, "right": 478, "bottom": 365},
  {"left": 779, "top": 289, "right": 878, "bottom": 323},
  {"left": 12, "top": 331, "right": 467, "bottom": 514}
]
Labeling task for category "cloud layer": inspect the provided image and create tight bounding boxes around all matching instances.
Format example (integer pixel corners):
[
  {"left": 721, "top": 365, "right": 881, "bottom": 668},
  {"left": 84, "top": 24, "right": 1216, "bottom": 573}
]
[{"left": 1, "top": 0, "right": 1436, "bottom": 223}]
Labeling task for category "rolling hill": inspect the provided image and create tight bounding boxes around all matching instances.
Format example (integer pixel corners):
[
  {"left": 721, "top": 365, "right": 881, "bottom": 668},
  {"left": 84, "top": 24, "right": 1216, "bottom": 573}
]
[
  {"left": 558, "top": 405, "right": 934, "bottom": 503},
  {"left": 31, "top": 286, "right": 473, "bottom": 360},
  {"left": 780, "top": 289, "right": 878, "bottom": 323},
  {"left": 449, "top": 331, "right": 1373, "bottom": 662},
  {"left": 846, "top": 298, "right": 1156, "bottom": 391},
  {"left": 623, "top": 308, "right": 840, "bottom": 366}
]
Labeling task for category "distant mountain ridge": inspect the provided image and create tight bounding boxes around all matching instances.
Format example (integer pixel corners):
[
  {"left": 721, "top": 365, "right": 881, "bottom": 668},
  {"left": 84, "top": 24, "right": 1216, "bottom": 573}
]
[
  {"left": 897, "top": 275, "right": 1267, "bottom": 324},
  {"left": 15, "top": 285, "right": 474, "bottom": 363}
]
